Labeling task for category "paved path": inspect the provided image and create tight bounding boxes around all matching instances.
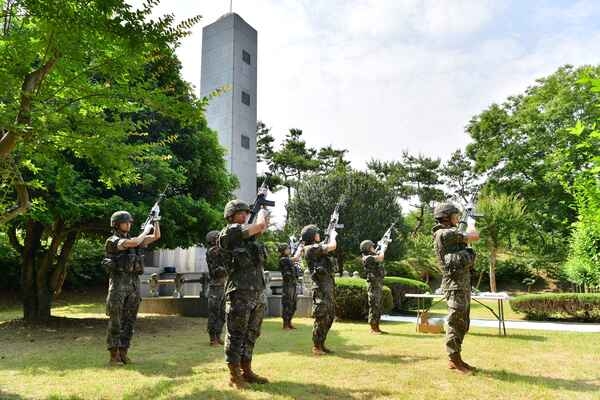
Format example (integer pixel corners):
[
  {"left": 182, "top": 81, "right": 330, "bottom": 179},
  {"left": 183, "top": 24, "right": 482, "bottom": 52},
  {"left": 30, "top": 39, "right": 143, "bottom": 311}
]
[{"left": 382, "top": 315, "right": 600, "bottom": 333}]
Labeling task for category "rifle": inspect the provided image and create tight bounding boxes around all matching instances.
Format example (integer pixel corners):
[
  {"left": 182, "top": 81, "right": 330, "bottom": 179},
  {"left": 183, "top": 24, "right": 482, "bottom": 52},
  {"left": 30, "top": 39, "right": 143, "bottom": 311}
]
[
  {"left": 458, "top": 190, "right": 483, "bottom": 233},
  {"left": 376, "top": 222, "right": 396, "bottom": 253},
  {"left": 248, "top": 173, "right": 275, "bottom": 224},
  {"left": 324, "top": 195, "right": 346, "bottom": 244},
  {"left": 141, "top": 185, "right": 169, "bottom": 232},
  {"left": 289, "top": 235, "right": 304, "bottom": 278}
]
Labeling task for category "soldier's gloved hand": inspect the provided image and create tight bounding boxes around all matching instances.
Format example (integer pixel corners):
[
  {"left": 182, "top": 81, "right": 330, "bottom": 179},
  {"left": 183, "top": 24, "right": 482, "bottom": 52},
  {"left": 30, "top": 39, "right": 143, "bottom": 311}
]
[
  {"left": 258, "top": 186, "right": 268, "bottom": 196},
  {"left": 152, "top": 204, "right": 160, "bottom": 216},
  {"left": 258, "top": 208, "right": 270, "bottom": 222},
  {"left": 142, "top": 223, "right": 154, "bottom": 235},
  {"left": 329, "top": 229, "right": 338, "bottom": 242}
]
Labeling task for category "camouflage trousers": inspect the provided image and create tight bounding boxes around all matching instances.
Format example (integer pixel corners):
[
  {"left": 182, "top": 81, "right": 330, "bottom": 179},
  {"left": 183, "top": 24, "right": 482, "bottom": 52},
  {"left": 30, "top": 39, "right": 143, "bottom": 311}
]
[
  {"left": 281, "top": 281, "right": 298, "bottom": 322},
  {"left": 106, "top": 283, "right": 141, "bottom": 350},
  {"left": 225, "top": 290, "right": 265, "bottom": 364},
  {"left": 207, "top": 285, "right": 225, "bottom": 337},
  {"left": 444, "top": 290, "right": 471, "bottom": 356},
  {"left": 312, "top": 277, "right": 335, "bottom": 346},
  {"left": 367, "top": 278, "right": 383, "bottom": 324}
]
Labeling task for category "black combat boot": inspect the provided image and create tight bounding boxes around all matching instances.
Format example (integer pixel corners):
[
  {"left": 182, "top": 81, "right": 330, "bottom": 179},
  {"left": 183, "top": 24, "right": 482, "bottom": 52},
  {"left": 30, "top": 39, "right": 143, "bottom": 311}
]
[
  {"left": 108, "top": 348, "right": 123, "bottom": 366},
  {"left": 119, "top": 347, "right": 131, "bottom": 364}
]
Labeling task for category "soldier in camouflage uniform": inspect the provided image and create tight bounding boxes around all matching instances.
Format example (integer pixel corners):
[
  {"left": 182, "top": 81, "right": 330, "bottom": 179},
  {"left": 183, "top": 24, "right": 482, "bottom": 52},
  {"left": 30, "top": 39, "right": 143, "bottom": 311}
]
[
  {"left": 360, "top": 240, "right": 387, "bottom": 335},
  {"left": 432, "top": 202, "right": 480, "bottom": 374},
  {"left": 205, "top": 230, "right": 227, "bottom": 346},
  {"left": 103, "top": 211, "right": 160, "bottom": 366},
  {"left": 278, "top": 243, "right": 302, "bottom": 330},
  {"left": 302, "top": 224, "right": 338, "bottom": 356},
  {"left": 218, "top": 199, "right": 270, "bottom": 389}
]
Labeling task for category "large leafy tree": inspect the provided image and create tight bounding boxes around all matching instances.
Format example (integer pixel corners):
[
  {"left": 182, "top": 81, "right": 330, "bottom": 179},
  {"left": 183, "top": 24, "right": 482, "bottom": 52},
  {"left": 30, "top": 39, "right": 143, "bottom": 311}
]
[
  {"left": 368, "top": 152, "right": 445, "bottom": 236},
  {"left": 1, "top": 1, "right": 234, "bottom": 321},
  {"left": 288, "top": 170, "right": 405, "bottom": 267},
  {"left": 466, "top": 65, "right": 600, "bottom": 250}
]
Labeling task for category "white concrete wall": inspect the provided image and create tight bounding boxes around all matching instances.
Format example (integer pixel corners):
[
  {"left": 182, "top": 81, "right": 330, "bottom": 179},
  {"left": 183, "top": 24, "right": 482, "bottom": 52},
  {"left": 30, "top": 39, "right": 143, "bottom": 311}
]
[{"left": 201, "top": 13, "right": 257, "bottom": 204}]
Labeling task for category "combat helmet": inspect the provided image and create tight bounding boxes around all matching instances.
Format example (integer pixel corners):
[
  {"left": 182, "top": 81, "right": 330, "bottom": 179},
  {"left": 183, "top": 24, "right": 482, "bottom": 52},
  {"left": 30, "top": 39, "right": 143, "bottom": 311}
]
[
  {"left": 110, "top": 211, "right": 133, "bottom": 227},
  {"left": 301, "top": 224, "right": 320, "bottom": 244},
  {"left": 360, "top": 240, "right": 375, "bottom": 254},
  {"left": 277, "top": 243, "right": 290, "bottom": 254},
  {"left": 205, "top": 230, "right": 220, "bottom": 246},
  {"left": 433, "top": 202, "right": 461, "bottom": 219},
  {"left": 224, "top": 199, "right": 250, "bottom": 219}
]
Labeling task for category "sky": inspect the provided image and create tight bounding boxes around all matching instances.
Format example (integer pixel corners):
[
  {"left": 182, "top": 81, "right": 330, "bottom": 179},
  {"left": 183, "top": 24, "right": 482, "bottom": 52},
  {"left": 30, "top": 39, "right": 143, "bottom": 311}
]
[{"left": 140, "top": 0, "right": 600, "bottom": 167}]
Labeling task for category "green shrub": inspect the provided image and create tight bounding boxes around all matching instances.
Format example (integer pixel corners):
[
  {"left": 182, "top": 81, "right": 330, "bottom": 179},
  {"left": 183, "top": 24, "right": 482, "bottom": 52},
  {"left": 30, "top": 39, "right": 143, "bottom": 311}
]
[
  {"left": 383, "top": 276, "right": 431, "bottom": 311},
  {"left": 0, "top": 232, "right": 20, "bottom": 290},
  {"left": 263, "top": 241, "right": 281, "bottom": 272},
  {"left": 385, "top": 260, "right": 419, "bottom": 279},
  {"left": 63, "top": 238, "right": 106, "bottom": 289},
  {"left": 510, "top": 293, "right": 600, "bottom": 321},
  {"left": 563, "top": 214, "right": 600, "bottom": 289},
  {"left": 334, "top": 277, "right": 393, "bottom": 321},
  {"left": 343, "top": 257, "right": 363, "bottom": 277}
]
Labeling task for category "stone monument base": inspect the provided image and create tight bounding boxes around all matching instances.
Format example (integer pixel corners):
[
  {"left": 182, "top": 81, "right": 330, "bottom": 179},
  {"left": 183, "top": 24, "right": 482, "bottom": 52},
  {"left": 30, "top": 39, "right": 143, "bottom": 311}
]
[
  {"left": 139, "top": 297, "right": 208, "bottom": 317},
  {"left": 266, "top": 295, "right": 312, "bottom": 318}
]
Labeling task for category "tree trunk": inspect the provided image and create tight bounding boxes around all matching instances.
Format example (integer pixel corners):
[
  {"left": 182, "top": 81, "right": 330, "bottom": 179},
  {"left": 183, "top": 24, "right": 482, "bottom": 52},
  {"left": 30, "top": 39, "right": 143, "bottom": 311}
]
[
  {"left": 489, "top": 247, "right": 497, "bottom": 292},
  {"left": 411, "top": 204, "right": 425, "bottom": 237},
  {"left": 19, "top": 218, "right": 75, "bottom": 322}
]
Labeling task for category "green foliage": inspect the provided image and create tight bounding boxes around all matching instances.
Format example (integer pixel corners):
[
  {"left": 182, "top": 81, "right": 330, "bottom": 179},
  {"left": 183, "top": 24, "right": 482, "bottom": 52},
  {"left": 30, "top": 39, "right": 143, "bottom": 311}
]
[
  {"left": 510, "top": 293, "right": 600, "bottom": 321},
  {"left": 564, "top": 214, "right": 600, "bottom": 289},
  {"left": 334, "top": 277, "right": 393, "bottom": 321},
  {"left": 0, "top": 232, "right": 20, "bottom": 289},
  {"left": 384, "top": 261, "right": 420, "bottom": 279},
  {"left": 402, "top": 231, "right": 440, "bottom": 281},
  {"left": 383, "top": 276, "right": 431, "bottom": 311},
  {"left": 62, "top": 238, "right": 105, "bottom": 289},
  {"left": 263, "top": 241, "right": 281, "bottom": 272},
  {"left": 466, "top": 65, "right": 600, "bottom": 253},
  {"left": 288, "top": 170, "right": 405, "bottom": 263}
]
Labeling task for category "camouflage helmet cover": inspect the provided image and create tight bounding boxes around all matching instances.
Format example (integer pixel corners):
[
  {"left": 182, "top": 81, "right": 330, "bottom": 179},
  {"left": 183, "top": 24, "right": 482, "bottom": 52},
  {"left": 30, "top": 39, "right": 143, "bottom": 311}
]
[
  {"left": 224, "top": 199, "right": 250, "bottom": 219},
  {"left": 205, "top": 230, "right": 220, "bottom": 245},
  {"left": 360, "top": 240, "right": 375, "bottom": 253},
  {"left": 277, "top": 243, "right": 290, "bottom": 253},
  {"left": 110, "top": 211, "right": 133, "bottom": 227},
  {"left": 301, "top": 224, "right": 320, "bottom": 243},
  {"left": 433, "top": 202, "right": 461, "bottom": 219}
]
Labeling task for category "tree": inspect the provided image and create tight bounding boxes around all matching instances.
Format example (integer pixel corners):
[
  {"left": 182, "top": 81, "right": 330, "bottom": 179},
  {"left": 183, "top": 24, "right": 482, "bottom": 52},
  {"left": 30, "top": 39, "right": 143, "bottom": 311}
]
[
  {"left": 316, "top": 146, "right": 350, "bottom": 175},
  {"left": 441, "top": 149, "right": 480, "bottom": 204},
  {"left": 288, "top": 169, "right": 405, "bottom": 267},
  {"left": 466, "top": 65, "right": 600, "bottom": 251},
  {"left": 1, "top": 3, "right": 234, "bottom": 321},
  {"left": 368, "top": 152, "right": 445, "bottom": 236},
  {"left": 269, "top": 129, "right": 319, "bottom": 223},
  {"left": 256, "top": 121, "right": 274, "bottom": 165},
  {"left": 475, "top": 193, "right": 527, "bottom": 292}
]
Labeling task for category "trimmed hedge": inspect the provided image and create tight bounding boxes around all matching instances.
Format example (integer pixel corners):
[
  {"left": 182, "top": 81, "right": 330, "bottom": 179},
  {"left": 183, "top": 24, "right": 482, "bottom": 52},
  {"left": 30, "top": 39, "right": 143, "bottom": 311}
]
[
  {"left": 334, "top": 278, "right": 393, "bottom": 321},
  {"left": 510, "top": 293, "right": 600, "bottom": 321},
  {"left": 383, "top": 276, "right": 431, "bottom": 312}
]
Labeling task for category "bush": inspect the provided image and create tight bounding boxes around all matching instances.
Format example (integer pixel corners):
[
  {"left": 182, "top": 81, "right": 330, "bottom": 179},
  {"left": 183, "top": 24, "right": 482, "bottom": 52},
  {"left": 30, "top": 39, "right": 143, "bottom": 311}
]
[
  {"left": 510, "top": 293, "right": 600, "bottom": 321},
  {"left": 563, "top": 215, "right": 600, "bottom": 289},
  {"left": 263, "top": 241, "right": 281, "bottom": 272},
  {"left": 385, "top": 261, "right": 419, "bottom": 279},
  {"left": 63, "top": 238, "right": 106, "bottom": 289},
  {"left": 334, "top": 277, "right": 393, "bottom": 321},
  {"left": 0, "top": 232, "right": 20, "bottom": 290},
  {"left": 383, "top": 276, "right": 431, "bottom": 312}
]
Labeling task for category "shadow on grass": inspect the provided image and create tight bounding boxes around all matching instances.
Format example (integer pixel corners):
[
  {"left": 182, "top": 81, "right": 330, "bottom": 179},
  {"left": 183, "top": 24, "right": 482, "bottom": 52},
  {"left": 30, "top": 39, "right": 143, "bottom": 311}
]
[
  {"left": 469, "top": 332, "right": 548, "bottom": 342},
  {"left": 258, "top": 319, "right": 436, "bottom": 365},
  {"left": 252, "top": 380, "right": 393, "bottom": 400},
  {"left": 480, "top": 368, "right": 600, "bottom": 392}
]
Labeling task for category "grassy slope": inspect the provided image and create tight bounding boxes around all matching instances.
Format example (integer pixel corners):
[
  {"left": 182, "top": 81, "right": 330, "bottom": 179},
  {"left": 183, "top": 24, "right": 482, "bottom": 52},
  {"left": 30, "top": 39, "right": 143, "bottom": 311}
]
[{"left": 1, "top": 298, "right": 599, "bottom": 400}]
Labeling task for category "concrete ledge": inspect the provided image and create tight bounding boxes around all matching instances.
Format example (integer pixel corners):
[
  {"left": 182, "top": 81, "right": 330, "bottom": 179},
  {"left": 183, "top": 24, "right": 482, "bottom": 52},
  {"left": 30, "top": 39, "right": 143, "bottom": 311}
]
[
  {"left": 139, "top": 297, "right": 208, "bottom": 317},
  {"left": 266, "top": 295, "right": 312, "bottom": 318}
]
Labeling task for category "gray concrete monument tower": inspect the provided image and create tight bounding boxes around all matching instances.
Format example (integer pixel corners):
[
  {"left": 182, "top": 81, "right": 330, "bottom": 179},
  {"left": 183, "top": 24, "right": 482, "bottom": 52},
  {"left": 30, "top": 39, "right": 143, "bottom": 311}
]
[{"left": 200, "top": 13, "right": 257, "bottom": 203}]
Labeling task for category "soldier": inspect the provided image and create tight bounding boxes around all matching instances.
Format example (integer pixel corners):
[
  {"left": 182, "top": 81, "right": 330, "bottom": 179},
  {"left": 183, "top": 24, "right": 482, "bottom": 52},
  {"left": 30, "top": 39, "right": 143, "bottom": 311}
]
[
  {"left": 432, "top": 202, "right": 480, "bottom": 374},
  {"left": 218, "top": 200, "right": 270, "bottom": 389},
  {"left": 205, "top": 230, "right": 227, "bottom": 346},
  {"left": 278, "top": 243, "right": 302, "bottom": 330},
  {"left": 301, "top": 224, "right": 338, "bottom": 356},
  {"left": 104, "top": 211, "right": 160, "bottom": 366},
  {"left": 360, "top": 240, "right": 387, "bottom": 334}
]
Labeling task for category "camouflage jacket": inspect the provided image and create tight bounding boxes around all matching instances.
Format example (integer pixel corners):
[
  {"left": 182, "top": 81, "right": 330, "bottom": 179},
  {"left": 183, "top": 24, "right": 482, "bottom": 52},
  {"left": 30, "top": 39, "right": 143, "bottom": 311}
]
[
  {"left": 363, "top": 254, "right": 385, "bottom": 282},
  {"left": 218, "top": 223, "right": 266, "bottom": 294},
  {"left": 279, "top": 257, "right": 297, "bottom": 285},
  {"left": 103, "top": 232, "right": 144, "bottom": 289},
  {"left": 206, "top": 245, "right": 228, "bottom": 286},
  {"left": 432, "top": 223, "right": 475, "bottom": 291},
  {"left": 304, "top": 244, "right": 335, "bottom": 285}
]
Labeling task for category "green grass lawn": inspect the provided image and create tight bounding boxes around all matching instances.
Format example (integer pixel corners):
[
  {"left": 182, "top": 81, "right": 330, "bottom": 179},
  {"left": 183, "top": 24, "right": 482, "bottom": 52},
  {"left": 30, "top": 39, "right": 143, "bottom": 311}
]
[
  {"left": 1, "top": 297, "right": 599, "bottom": 400},
  {"left": 426, "top": 298, "right": 526, "bottom": 321}
]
